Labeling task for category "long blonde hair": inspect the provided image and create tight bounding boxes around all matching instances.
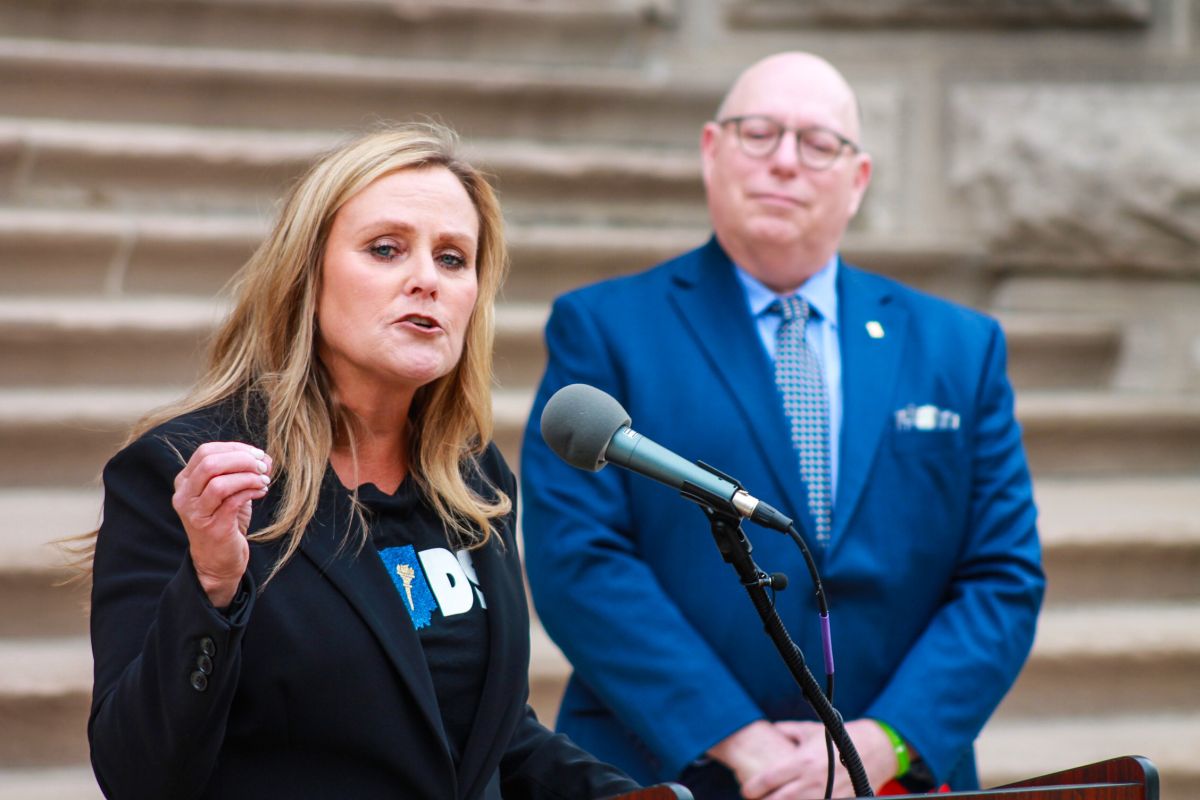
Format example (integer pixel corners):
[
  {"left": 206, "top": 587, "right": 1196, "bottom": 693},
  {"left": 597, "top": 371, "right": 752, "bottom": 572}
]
[{"left": 77, "top": 122, "right": 511, "bottom": 582}]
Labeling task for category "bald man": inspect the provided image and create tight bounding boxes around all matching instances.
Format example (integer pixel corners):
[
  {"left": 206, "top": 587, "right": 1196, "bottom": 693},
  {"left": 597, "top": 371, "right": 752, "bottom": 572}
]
[{"left": 521, "top": 53, "right": 1043, "bottom": 800}]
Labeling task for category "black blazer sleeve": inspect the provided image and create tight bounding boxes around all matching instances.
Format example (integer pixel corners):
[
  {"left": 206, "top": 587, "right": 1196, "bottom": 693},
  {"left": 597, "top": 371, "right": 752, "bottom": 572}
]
[
  {"left": 89, "top": 431, "right": 255, "bottom": 800},
  {"left": 499, "top": 705, "right": 641, "bottom": 799}
]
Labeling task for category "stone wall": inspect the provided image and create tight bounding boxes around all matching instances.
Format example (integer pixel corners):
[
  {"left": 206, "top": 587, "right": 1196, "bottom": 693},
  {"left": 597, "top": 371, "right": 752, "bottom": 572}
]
[{"left": 640, "top": 0, "right": 1200, "bottom": 389}]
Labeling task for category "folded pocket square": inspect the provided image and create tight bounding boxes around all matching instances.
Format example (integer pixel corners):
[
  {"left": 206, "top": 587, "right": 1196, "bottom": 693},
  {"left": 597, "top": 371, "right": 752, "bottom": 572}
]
[{"left": 895, "top": 403, "right": 960, "bottom": 431}]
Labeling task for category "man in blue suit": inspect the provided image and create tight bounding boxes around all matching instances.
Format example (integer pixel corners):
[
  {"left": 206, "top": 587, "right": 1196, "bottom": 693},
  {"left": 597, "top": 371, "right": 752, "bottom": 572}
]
[{"left": 520, "top": 52, "right": 1044, "bottom": 800}]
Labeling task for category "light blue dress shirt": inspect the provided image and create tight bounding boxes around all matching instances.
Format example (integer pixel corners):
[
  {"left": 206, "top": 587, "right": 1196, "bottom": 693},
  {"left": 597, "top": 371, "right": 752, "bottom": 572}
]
[{"left": 733, "top": 256, "right": 842, "bottom": 502}]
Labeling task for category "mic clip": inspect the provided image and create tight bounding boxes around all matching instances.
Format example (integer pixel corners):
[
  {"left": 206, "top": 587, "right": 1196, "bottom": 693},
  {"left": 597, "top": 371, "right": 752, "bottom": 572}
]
[{"left": 678, "top": 461, "right": 746, "bottom": 519}]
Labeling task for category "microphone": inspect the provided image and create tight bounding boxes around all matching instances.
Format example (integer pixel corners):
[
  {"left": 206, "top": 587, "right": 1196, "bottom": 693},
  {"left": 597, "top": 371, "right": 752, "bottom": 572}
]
[{"left": 539, "top": 383, "right": 793, "bottom": 532}]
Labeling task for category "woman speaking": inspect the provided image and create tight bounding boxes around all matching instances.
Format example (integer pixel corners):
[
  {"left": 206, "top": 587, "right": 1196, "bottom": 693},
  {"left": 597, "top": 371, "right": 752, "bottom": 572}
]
[{"left": 82, "top": 123, "right": 645, "bottom": 800}]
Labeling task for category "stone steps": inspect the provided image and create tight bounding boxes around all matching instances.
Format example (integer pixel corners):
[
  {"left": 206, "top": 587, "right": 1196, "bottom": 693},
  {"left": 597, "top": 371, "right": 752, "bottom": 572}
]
[
  {"left": 0, "top": 118, "right": 707, "bottom": 224},
  {"left": 8, "top": 477, "right": 1198, "bottom": 643},
  {"left": 977, "top": 714, "right": 1200, "bottom": 798},
  {"left": 5, "top": 384, "right": 1197, "bottom": 486},
  {"left": 994, "top": 602, "right": 1200, "bottom": 720},
  {"left": 4, "top": 604, "right": 1190, "bottom": 786},
  {"left": 993, "top": 312, "right": 1122, "bottom": 391},
  {"left": 0, "top": 298, "right": 1120, "bottom": 397},
  {"left": 0, "top": 0, "right": 675, "bottom": 69},
  {"left": 0, "top": 37, "right": 715, "bottom": 143},
  {"left": 0, "top": 205, "right": 702, "bottom": 301},
  {"left": 1037, "top": 476, "right": 1200, "bottom": 605},
  {"left": 1017, "top": 392, "right": 1200, "bottom": 477},
  {"left": 0, "top": 637, "right": 92, "bottom": 767},
  {"left": 0, "top": 205, "right": 993, "bottom": 305},
  {"left": 0, "top": 766, "right": 102, "bottom": 800},
  {"left": 0, "top": 296, "right": 547, "bottom": 391}
]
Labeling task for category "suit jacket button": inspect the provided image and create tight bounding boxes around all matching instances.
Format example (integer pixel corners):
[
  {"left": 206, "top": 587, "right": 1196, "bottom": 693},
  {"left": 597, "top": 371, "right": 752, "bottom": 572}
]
[
  {"left": 199, "top": 637, "right": 217, "bottom": 657},
  {"left": 190, "top": 670, "right": 209, "bottom": 692},
  {"left": 196, "top": 654, "right": 213, "bottom": 675}
]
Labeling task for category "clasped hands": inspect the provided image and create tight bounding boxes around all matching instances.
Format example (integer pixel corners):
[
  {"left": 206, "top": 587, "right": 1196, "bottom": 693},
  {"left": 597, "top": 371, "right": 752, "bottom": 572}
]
[
  {"left": 171, "top": 442, "right": 273, "bottom": 609},
  {"left": 707, "top": 717, "right": 896, "bottom": 799}
]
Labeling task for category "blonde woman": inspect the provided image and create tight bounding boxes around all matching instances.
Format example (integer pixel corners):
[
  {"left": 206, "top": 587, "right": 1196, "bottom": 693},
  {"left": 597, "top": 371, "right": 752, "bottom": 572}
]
[{"left": 84, "top": 123, "right": 642, "bottom": 800}]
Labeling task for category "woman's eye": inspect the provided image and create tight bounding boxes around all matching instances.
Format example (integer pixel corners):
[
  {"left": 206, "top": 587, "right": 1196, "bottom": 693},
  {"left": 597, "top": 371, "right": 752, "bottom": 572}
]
[
  {"left": 369, "top": 241, "right": 403, "bottom": 260},
  {"left": 437, "top": 251, "right": 468, "bottom": 270}
]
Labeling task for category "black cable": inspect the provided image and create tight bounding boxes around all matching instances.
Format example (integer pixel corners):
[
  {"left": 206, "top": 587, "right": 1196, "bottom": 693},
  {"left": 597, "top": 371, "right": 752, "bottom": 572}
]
[
  {"left": 824, "top": 673, "right": 835, "bottom": 799},
  {"left": 739, "top": 571, "right": 872, "bottom": 797},
  {"left": 784, "top": 524, "right": 828, "bottom": 617},
  {"left": 784, "top": 524, "right": 840, "bottom": 798}
]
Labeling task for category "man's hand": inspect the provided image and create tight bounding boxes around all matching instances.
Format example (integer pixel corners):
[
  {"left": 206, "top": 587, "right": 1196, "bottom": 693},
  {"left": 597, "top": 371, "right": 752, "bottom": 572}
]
[
  {"left": 172, "top": 442, "right": 272, "bottom": 608},
  {"left": 707, "top": 719, "right": 802, "bottom": 796},
  {"left": 711, "top": 718, "right": 899, "bottom": 799},
  {"left": 754, "top": 718, "right": 898, "bottom": 798}
]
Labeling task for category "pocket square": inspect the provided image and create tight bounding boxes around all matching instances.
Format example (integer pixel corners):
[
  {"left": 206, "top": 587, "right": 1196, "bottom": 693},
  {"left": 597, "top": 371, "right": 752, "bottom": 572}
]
[{"left": 895, "top": 403, "right": 960, "bottom": 432}]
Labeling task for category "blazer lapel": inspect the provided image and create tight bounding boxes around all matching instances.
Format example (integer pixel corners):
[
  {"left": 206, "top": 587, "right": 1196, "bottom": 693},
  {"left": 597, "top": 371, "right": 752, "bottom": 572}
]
[
  {"left": 666, "top": 238, "right": 812, "bottom": 532},
  {"left": 454, "top": 533, "right": 526, "bottom": 800},
  {"left": 834, "top": 264, "right": 908, "bottom": 540},
  {"left": 297, "top": 479, "right": 453, "bottom": 764}
]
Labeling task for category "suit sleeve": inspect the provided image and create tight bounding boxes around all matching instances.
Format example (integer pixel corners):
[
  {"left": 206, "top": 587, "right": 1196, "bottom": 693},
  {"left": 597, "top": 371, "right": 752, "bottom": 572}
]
[
  {"left": 520, "top": 293, "right": 766, "bottom": 780},
  {"left": 88, "top": 433, "right": 255, "bottom": 800},
  {"left": 500, "top": 705, "right": 642, "bottom": 799},
  {"left": 866, "top": 320, "right": 1045, "bottom": 783}
]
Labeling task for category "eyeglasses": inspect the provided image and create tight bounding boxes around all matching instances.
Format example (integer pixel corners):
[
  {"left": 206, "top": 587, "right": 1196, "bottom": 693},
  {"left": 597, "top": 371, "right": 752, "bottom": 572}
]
[{"left": 716, "top": 115, "right": 860, "bottom": 170}]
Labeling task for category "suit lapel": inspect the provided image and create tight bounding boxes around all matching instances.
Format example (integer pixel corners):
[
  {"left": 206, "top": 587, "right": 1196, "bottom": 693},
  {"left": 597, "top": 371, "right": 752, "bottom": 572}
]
[
  {"left": 297, "top": 478, "right": 453, "bottom": 764},
  {"left": 455, "top": 532, "right": 525, "bottom": 800},
  {"left": 666, "top": 238, "right": 811, "bottom": 531},
  {"left": 834, "top": 264, "right": 908, "bottom": 540}
]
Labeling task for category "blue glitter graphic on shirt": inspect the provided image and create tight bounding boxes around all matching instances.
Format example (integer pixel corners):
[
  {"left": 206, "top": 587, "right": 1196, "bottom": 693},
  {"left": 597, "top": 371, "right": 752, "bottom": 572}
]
[{"left": 377, "top": 545, "right": 437, "bottom": 629}]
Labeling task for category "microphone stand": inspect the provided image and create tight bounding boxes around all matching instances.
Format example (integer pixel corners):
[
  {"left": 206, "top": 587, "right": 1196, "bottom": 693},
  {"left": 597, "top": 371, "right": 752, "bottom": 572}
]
[{"left": 680, "top": 474, "right": 874, "bottom": 799}]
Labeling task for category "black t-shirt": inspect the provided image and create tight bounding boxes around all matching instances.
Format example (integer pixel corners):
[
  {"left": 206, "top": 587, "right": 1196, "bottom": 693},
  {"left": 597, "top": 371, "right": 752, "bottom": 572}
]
[{"left": 358, "top": 478, "right": 490, "bottom": 765}]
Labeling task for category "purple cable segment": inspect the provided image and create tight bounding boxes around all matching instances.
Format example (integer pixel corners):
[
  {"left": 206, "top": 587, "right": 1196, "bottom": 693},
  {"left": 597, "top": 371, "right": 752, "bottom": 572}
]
[{"left": 820, "top": 613, "right": 834, "bottom": 675}]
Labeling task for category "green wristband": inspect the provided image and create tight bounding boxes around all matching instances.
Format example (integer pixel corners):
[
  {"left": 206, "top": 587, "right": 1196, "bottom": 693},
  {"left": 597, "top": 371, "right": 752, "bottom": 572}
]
[{"left": 876, "top": 720, "right": 911, "bottom": 777}]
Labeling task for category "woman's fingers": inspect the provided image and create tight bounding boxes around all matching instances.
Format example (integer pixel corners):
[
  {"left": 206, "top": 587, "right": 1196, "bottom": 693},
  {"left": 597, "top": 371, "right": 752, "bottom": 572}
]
[
  {"left": 190, "top": 471, "right": 271, "bottom": 519},
  {"left": 172, "top": 441, "right": 272, "bottom": 607},
  {"left": 173, "top": 444, "right": 271, "bottom": 519}
]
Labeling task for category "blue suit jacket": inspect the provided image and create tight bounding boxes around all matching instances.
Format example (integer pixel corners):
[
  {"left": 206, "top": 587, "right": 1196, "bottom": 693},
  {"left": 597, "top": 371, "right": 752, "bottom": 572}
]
[{"left": 520, "top": 238, "right": 1044, "bottom": 793}]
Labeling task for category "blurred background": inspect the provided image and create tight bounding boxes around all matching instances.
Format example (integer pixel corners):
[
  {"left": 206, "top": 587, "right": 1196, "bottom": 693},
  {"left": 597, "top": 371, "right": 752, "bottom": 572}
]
[{"left": 0, "top": 1, "right": 1197, "bottom": 797}]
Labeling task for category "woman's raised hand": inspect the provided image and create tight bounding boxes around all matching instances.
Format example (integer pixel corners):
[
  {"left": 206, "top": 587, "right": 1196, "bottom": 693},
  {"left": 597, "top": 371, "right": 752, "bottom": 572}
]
[{"left": 172, "top": 442, "right": 273, "bottom": 608}]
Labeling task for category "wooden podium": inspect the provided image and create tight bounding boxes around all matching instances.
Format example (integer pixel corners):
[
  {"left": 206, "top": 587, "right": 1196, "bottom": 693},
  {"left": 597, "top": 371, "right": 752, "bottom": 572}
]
[{"left": 610, "top": 756, "right": 1158, "bottom": 800}]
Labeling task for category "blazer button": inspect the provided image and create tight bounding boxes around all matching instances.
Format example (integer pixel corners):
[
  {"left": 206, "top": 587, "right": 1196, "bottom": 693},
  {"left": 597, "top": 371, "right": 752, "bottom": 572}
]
[
  {"left": 199, "top": 637, "right": 217, "bottom": 658},
  {"left": 196, "top": 654, "right": 213, "bottom": 676},
  {"left": 190, "top": 670, "right": 208, "bottom": 692}
]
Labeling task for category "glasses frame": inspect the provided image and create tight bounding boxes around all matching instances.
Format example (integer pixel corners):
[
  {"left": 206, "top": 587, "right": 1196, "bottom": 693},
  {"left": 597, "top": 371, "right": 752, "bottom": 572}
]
[{"left": 716, "top": 115, "right": 861, "bottom": 170}]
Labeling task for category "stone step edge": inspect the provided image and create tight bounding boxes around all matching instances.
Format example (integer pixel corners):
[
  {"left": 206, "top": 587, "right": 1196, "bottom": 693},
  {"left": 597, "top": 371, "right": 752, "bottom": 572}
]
[
  {"left": 1036, "top": 477, "right": 1200, "bottom": 546},
  {"left": 1, "top": 386, "right": 1198, "bottom": 432},
  {"left": 0, "top": 117, "right": 701, "bottom": 182},
  {"left": 0, "top": 205, "right": 707, "bottom": 250},
  {"left": 0, "top": 765, "right": 102, "bottom": 800},
  {"left": 0, "top": 297, "right": 1120, "bottom": 354},
  {"left": 6, "top": 0, "right": 677, "bottom": 27},
  {"left": 978, "top": 714, "right": 1199, "bottom": 780},
  {"left": 0, "top": 207, "right": 988, "bottom": 272},
  {"left": 0, "top": 36, "right": 712, "bottom": 98},
  {"left": 0, "top": 296, "right": 547, "bottom": 338},
  {"left": 168, "top": 0, "right": 678, "bottom": 25}
]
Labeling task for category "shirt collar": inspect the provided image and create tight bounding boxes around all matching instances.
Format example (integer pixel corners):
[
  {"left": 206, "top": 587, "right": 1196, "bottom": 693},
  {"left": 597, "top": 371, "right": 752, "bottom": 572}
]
[{"left": 734, "top": 254, "right": 840, "bottom": 326}]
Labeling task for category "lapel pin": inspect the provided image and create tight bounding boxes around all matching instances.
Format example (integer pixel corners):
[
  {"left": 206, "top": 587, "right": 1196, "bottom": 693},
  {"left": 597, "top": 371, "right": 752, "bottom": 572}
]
[{"left": 866, "top": 321, "right": 885, "bottom": 339}]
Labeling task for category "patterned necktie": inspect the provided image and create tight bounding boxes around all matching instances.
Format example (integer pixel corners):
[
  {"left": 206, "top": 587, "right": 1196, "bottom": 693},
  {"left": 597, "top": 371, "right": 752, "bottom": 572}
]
[{"left": 771, "top": 296, "right": 832, "bottom": 545}]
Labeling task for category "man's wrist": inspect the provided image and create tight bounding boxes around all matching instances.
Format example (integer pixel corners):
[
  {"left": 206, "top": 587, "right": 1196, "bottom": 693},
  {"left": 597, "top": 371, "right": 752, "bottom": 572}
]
[{"left": 874, "top": 719, "right": 910, "bottom": 777}]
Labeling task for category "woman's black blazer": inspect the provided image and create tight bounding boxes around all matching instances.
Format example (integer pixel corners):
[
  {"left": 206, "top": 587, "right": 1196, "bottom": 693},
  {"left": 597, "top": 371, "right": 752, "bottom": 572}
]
[{"left": 88, "top": 401, "right": 637, "bottom": 799}]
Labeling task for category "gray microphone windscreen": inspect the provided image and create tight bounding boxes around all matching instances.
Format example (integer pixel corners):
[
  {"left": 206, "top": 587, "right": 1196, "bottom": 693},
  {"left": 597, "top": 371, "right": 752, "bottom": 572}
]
[{"left": 540, "top": 384, "right": 632, "bottom": 472}]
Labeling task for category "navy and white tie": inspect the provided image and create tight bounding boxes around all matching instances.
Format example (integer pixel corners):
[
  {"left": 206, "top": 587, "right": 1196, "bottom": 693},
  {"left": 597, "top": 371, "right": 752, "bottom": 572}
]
[{"left": 771, "top": 296, "right": 832, "bottom": 545}]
